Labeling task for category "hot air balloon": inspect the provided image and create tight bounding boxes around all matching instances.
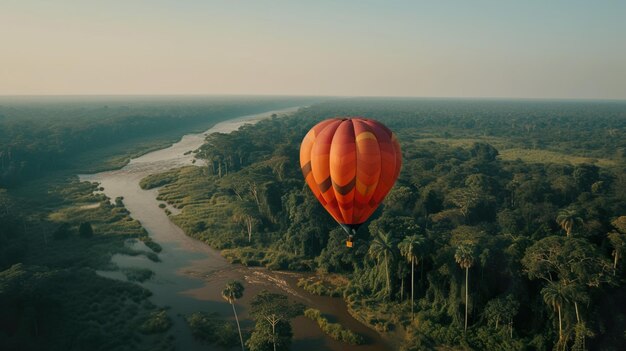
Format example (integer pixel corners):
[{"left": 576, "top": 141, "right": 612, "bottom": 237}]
[{"left": 300, "top": 117, "right": 402, "bottom": 247}]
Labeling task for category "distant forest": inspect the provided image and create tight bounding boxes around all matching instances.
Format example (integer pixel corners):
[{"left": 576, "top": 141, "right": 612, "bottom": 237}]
[
  {"left": 0, "top": 96, "right": 318, "bottom": 187},
  {"left": 141, "top": 99, "right": 626, "bottom": 350}
]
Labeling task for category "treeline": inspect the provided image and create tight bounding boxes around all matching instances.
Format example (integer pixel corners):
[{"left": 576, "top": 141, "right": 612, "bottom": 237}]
[
  {"left": 147, "top": 99, "right": 626, "bottom": 350},
  {"left": 0, "top": 96, "right": 318, "bottom": 187}
]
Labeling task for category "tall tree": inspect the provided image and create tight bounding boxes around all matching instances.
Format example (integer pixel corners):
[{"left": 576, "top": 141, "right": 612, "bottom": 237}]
[
  {"left": 232, "top": 201, "right": 260, "bottom": 243},
  {"left": 368, "top": 231, "right": 398, "bottom": 300},
  {"left": 523, "top": 236, "right": 613, "bottom": 349},
  {"left": 455, "top": 244, "right": 475, "bottom": 332},
  {"left": 609, "top": 216, "right": 626, "bottom": 274},
  {"left": 222, "top": 281, "right": 245, "bottom": 351},
  {"left": 541, "top": 281, "right": 569, "bottom": 345},
  {"left": 248, "top": 291, "right": 302, "bottom": 351},
  {"left": 565, "top": 283, "right": 589, "bottom": 325},
  {"left": 522, "top": 237, "right": 612, "bottom": 289},
  {"left": 556, "top": 208, "right": 583, "bottom": 237},
  {"left": 484, "top": 295, "right": 519, "bottom": 337},
  {"left": 608, "top": 231, "right": 626, "bottom": 274},
  {"left": 449, "top": 188, "right": 481, "bottom": 221},
  {"left": 264, "top": 314, "right": 280, "bottom": 351},
  {"left": 398, "top": 234, "right": 425, "bottom": 320}
]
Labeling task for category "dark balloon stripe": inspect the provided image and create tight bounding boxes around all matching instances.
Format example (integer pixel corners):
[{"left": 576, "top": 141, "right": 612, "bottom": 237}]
[
  {"left": 333, "top": 177, "right": 356, "bottom": 195},
  {"left": 318, "top": 176, "right": 332, "bottom": 193},
  {"left": 301, "top": 161, "right": 312, "bottom": 177}
]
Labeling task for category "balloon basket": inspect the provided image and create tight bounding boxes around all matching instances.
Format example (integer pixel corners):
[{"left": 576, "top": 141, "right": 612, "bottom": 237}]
[{"left": 346, "top": 235, "right": 354, "bottom": 248}]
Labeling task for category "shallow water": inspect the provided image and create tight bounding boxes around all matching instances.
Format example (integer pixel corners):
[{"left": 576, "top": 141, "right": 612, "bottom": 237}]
[{"left": 79, "top": 107, "right": 391, "bottom": 351}]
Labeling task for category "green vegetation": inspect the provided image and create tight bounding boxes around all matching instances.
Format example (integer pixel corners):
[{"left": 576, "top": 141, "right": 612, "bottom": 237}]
[
  {"left": 186, "top": 288, "right": 303, "bottom": 351},
  {"left": 297, "top": 275, "right": 347, "bottom": 297},
  {"left": 1, "top": 97, "right": 319, "bottom": 350},
  {"left": 498, "top": 148, "right": 618, "bottom": 167},
  {"left": 122, "top": 267, "right": 155, "bottom": 283},
  {"left": 0, "top": 176, "right": 174, "bottom": 350},
  {"left": 139, "top": 310, "right": 172, "bottom": 334},
  {"left": 0, "top": 264, "right": 172, "bottom": 351},
  {"left": 3, "top": 97, "right": 626, "bottom": 350},
  {"left": 146, "top": 99, "right": 626, "bottom": 350},
  {"left": 344, "top": 296, "right": 399, "bottom": 333},
  {"left": 247, "top": 291, "right": 304, "bottom": 351},
  {"left": 222, "top": 281, "right": 246, "bottom": 351},
  {"left": 221, "top": 247, "right": 314, "bottom": 271},
  {"left": 10, "top": 178, "right": 155, "bottom": 269},
  {"left": 185, "top": 312, "right": 240, "bottom": 348},
  {"left": 0, "top": 96, "right": 317, "bottom": 187},
  {"left": 140, "top": 169, "right": 184, "bottom": 190},
  {"left": 139, "top": 236, "right": 163, "bottom": 253},
  {"left": 304, "top": 308, "right": 364, "bottom": 344},
  {"left": 79, "top": 221, "right": 94, "bottom": 237}
]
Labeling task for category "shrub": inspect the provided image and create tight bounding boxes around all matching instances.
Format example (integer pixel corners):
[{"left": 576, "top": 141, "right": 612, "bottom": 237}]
[
  {"left": 297, "top": 277, "right": 345, "bottom": 297},
  {"left": 53, "top": 222, "right": 72, "bottom": 240},
  {"left": 139, "top": 236, "right": 163, "bottom": 253},
  {"left": 122, "top": 268, "right": 155, "bottom": 282},
  {"left": 79, "top": 222, "right": 94, "bottom": 238},
  {"left": 303, "top": 308, "right": 364, "bottom": 345},
  {"left": 185, "top": 312, "right": 239, "bottom": 348},
  {"left": 139, "top": 310, "right": 171, "bottom": 334}
]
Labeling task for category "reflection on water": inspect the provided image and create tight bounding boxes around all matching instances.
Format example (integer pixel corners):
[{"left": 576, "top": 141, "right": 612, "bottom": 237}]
[{"left": 80, "top": 107, "right": 390, "bottom": 351}]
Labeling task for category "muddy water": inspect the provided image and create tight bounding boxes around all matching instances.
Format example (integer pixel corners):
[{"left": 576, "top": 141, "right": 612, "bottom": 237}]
[{"left": 79, "top": 107, "right": 391, "bottom": 351}]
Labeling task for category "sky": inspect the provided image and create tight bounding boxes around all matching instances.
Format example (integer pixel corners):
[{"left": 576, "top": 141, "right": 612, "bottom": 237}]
[{"left": 1, "top": 0, "right": 625, "bottom": 99}]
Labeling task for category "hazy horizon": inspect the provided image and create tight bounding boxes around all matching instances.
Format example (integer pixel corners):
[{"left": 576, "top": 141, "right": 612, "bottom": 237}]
[
  {"left": 2, "top": 1, "right": 625, "bottom": 100},
  {"left": 1, "top": 94, "right": 625, "bottom": 102}
]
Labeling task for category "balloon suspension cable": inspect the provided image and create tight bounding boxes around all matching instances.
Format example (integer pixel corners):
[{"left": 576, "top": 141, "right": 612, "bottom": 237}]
[{"left": 340, "top": 223, "right": 360, "bottom": 248}]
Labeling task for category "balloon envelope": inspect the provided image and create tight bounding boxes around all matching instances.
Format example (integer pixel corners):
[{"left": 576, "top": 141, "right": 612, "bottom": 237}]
[{"left": 300, "top": 117, "right": 402, "bottom": 234}]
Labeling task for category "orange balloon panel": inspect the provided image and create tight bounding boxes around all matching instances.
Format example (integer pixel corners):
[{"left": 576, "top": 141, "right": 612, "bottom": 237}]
[{"left": 300, "top": 117, "right": 402, "bottom": 230}]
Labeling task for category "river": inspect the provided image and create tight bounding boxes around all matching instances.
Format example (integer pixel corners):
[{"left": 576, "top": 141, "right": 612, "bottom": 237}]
[{"left": 79, "top": 107, "right": 391, "bottom": 351}]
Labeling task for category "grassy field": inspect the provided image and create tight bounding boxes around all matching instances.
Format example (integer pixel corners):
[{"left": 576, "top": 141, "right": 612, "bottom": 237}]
[
  {"left": 415, "top": 136, "right": 510, "bottom": 150},
  {"left": 498, "top": 148, "right": 618, "bottom": 166},
  {"left": 415, "top": 137, "right": 618, "bottom": 167}
]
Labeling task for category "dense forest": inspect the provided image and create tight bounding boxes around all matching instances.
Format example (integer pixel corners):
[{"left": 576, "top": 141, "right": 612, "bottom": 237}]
[
  {"left": 140, "top": 98, "right": 626, "bottom": 350},
  {"left": 0, "top": 96, "right": 318, "bottom": 187},
  {"left": 0, "top": 96, "right": 318, "bottom": 350}
]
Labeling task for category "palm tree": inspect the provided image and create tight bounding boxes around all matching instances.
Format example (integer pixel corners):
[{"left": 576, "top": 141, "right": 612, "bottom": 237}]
[
  {"left": 368, "top": 230, "right": 398, "bottom": 299},
  {"left": 541, "top": 281, "right": 570, "bottom": 345},
  {"left": 564, "top": 283, "right": 588, "bottom": 325},
  {"left": 556, "top": 208, "right": 583, "bottom": 236},
  {"left": 608, "top": 231, "right": 626, "bottom": 274},
  {"left": 455, "top": 244, "right": 475, "bottom": 332},
  {"left": 398, "top": 234, "right": 425, "bottom": 321},
  {"left": 222, "top": 281, "right": 245, "bottom": 351}
]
